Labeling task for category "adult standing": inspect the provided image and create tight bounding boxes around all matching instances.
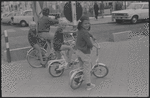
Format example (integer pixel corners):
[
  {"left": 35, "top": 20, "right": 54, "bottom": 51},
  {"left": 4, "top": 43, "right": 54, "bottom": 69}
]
[
  {"left": 116, "top": 1, "right": 123, "bottom": 11},
  {"left": 109, "top": 4, "right": 113, "bottom": 14},
  {"left": 94, "top": 2, "right": 99, "bottom": 20},
  {"left": 100, "top": 1, "right": 104, "bottom": 18}
]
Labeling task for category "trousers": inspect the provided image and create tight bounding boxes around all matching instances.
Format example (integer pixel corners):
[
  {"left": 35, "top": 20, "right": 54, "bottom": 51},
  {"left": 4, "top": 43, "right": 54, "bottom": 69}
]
[{"left": 76, "top": 49, "right": 92, "bottom": 84}]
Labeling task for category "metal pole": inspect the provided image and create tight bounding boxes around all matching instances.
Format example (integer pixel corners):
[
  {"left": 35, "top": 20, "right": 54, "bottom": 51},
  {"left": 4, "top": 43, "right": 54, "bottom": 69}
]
[
  {"left": 4, "top": 30, "right": 11, "bottom": 63},
  {"left": 71, "top": 1, "right": 77, "bottom": 26}
]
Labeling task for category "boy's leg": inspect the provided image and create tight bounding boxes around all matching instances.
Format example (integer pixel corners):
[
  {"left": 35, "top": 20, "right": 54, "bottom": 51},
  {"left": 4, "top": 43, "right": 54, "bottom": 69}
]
[
  {"left": 55, "top": 51, "right": 61, "bottom": 59},
  {"left": 33, "top": 44, "right": 44, "bottom": 64},
  {"left": 60, "top": 45, "right": 73, "bottom": 63}
]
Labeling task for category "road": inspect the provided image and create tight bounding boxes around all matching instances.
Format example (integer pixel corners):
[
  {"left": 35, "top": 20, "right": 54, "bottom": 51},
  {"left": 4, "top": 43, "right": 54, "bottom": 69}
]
[
  {"left": 1, "top": 21, "right": 148, "bottom": 50},
  {"left": 1, "top": 22, "right": 149, "bottom": 97}
]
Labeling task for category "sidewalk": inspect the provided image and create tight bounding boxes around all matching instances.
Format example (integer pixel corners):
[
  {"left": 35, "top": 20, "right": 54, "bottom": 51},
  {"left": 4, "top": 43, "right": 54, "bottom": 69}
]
[
  {"left": 89, "top": 15, "right": 112, "bottom": 25},
  {"left": 60, "top": 15, "right": 113, "bottom": 26},
  {"left": 1, "top": 35, "right": 149, "bottom": 97}
]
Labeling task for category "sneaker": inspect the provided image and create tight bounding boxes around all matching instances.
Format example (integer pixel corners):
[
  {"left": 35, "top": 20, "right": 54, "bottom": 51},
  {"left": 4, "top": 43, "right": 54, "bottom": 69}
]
[
  {"left": 40, "top": 63, "right": 46, "bottom": 68},
  {"left": 86, "top": 83, "right": 95, "bottom": 90}
]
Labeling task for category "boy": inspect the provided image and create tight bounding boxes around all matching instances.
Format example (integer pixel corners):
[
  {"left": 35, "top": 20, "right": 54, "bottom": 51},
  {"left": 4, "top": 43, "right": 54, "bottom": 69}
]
[
  {"left": 53, "top": 20, "right": 74, "bottom": 70},
  {"left": 28, "top": 21, "right": 45, "bottom": 67}
]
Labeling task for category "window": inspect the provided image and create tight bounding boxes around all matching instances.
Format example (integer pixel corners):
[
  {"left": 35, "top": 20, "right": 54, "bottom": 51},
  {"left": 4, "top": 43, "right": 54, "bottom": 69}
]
[
  {"left": 134, "top": 4, "right": 143, "bottom": 9},
  {"left": 24, "top": 11, "right": 33, "bottom": 16},
  {"left": 143, "top": 4, "right": 149, "bottom": 9},
  {"left": 127, "top": 3, "right": 143, "bottom": 9},
  {"left": 15, "top": 12, "right": 21, "bottom": 16}
]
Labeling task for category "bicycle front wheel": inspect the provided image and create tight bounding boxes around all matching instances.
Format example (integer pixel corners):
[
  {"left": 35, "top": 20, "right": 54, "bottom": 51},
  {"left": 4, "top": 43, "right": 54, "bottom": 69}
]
[
  {"left": 70, "top": 71, "right": 83, "bottom": 90},
  {"left": 92, "top": 64, "right": 109, "bottom": 78},
  {"left": 27, "top": 48, "right": 47, "bottom": 68},
  {"left": 48, "top": 62, "right": 64, "bottom": 77}
]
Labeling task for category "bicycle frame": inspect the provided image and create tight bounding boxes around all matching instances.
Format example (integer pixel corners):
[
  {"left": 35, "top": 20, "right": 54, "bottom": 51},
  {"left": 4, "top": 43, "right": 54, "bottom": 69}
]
[
  {"left": 71, "top": 40, "right": 106, "bottom": 75},
  {"left": 91, "top": 41, "right": 106, "bottom": 70},
  {"left": 27, "top": 38, "right": 49, "bottom": 55},
  {"left": 47, "top": 33, "right": 77, "bottom": 67}
]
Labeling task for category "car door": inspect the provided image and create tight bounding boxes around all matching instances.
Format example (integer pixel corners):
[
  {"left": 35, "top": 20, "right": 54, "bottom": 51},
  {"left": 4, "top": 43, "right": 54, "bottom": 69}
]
[
  {"left": 141, "top": 4, "right": 149, "bottom": 19},
  {"left": 23, "top": 11, "right": 34, "bottom": 25},
  {"left": 2, "top": 13, "right": 13, "bottom": 23},
  {"left": 13, "top": 12, "right": 22, "bottom": 24}
]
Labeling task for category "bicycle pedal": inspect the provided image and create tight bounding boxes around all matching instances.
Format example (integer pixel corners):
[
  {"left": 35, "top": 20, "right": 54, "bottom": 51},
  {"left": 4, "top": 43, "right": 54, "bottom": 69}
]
[{"left": 56, "top": 70, "right": 62, "bottom": 74}]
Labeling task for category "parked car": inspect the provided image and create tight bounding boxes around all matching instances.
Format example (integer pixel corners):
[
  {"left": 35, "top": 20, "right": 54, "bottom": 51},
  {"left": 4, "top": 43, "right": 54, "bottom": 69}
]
[
  {"left": 13, "top": 10, "right": 34, "bottom": 27},
  {"left": 1, "top": 12, "right": 17, "bottom": 24},
  {"left": 1, "top": 12, "right": 9, "bottom": 19},
  {"left": 112, "top": 2, "right": 149, "bottom": 24},
  {"left": 13, "top": 9, "right": 58, "bottom": 27}
]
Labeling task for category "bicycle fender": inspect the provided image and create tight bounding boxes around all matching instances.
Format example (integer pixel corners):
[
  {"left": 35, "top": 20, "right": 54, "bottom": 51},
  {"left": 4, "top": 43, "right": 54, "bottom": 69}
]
[
  {"left": 92, "top": 63, "right": 106, "bottom": 69},
  {"left": 98, "top": 63, "right": 106, "bottom": 66},
  {"left": 47, "top": 60, "right": 61, "bottom": 68}
]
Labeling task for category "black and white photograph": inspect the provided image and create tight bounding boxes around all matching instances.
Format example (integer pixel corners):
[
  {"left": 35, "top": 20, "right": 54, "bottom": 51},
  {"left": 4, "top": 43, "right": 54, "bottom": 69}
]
[{"left": 1, "top": 1, "right": 149, "bottom": 97}]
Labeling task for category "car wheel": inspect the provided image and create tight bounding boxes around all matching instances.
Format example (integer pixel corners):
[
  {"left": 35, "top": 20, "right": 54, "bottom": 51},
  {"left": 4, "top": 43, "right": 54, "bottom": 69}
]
[
  {"left": 116, "top": 19, "right": 122, "bottom": 24},
  {"left": 131, "top": 16, "right": 138, "bottom": 24},
  {"left": 20, "top": 20, "right": 27, "bottom": 27}
]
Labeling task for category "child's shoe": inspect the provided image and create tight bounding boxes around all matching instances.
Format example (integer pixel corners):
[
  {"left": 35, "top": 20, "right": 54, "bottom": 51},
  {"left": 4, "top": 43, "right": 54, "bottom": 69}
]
[{"left": 86, "top": 83, "right": 95, "bottom": 90}]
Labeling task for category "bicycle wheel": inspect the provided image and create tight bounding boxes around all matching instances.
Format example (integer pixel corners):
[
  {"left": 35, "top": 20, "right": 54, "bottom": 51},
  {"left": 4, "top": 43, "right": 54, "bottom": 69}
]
[
  {"left": 92, "top": 64, "right": 109, "bottom": 78},
  {"left": 70, "top": 71, "right": 83, "bottom": 90},
  {"left": 48, "top": 62, "right": 64, "bottom": 77},
  {"left": 27, "top": 48, "right": 48, "bottom": 68}
]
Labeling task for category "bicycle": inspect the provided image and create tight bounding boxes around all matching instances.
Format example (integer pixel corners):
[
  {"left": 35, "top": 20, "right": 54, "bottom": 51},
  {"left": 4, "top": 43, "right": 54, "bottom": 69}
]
[
  {"left": 48, "top": 32, "right": 78, "bottom": 77},
  {"left": 26, "top": 36, "right": 57, "bottom": 68},
  {"left": 69, "top": 40, "right": 109, "bottom": 90}
]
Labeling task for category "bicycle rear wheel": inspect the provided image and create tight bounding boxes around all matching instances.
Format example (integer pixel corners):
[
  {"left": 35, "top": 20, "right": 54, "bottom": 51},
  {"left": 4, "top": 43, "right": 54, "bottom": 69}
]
[{"left": 27, "top": 48, "right": 47, "bottom": 68}]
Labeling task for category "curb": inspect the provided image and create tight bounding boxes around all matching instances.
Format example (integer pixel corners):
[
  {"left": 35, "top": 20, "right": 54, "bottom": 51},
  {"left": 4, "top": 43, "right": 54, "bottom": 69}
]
[
  {"left": 3, "top": 46, "right": 31, "bottom": 62},
  {"left": 112, "top": 31, "right": 132, "bottom": 42}
]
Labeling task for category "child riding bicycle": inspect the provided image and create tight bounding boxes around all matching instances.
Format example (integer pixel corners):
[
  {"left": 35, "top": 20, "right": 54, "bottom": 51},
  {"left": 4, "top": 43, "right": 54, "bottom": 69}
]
[
  {"left": 28, "top": 21, "right": 45, "bottom": 67},
  {"left": 75, "top": 15, "right": 98, "bottom": 90},
  {"left": 53, "top": 20, "right": 75, "bottom": 70}
]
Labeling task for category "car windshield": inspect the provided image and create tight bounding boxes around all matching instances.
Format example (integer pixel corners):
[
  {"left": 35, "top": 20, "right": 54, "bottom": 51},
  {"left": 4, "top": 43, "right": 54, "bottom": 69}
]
[
  {"left": 7, "top": 13, "right": 14, "bottom": 17},
  {"left": 127, "top": 3, "right": 143, "bottom": 9}
]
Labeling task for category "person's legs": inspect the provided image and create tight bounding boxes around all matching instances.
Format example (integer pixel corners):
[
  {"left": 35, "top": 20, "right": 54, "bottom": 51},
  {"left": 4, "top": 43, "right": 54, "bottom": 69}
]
[
  {"left": 95, "top": 11, "right": 98, "bottom": 19},
  {"left": 33, "top": 44, "right": 44, "bottom": 65},
  {"left": 39, "top": 32, "right": 54, "bottom": 57},
  {"left": 60, "top": 45, "right": 73, "bottom": 63},
  {"left": 76, "top": 50, "right": 95, "bottom": 90},
  {"left": 55, "top": 51, "right": 61, "bottom": 59},
  {"left": 94, "top": 10, "right": 98, "bottom": 19},
  {"left": 102, "top": 10, "right": 104, "bottom": 18}
]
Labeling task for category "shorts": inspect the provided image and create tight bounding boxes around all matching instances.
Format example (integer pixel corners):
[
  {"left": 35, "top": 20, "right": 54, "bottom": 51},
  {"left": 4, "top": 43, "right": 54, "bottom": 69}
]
[
  {"left": 28, "top": 33, "right": 39, "bottom": 47},
  {"left": 53, "top": 43, "right": 62, "bottom": 51}
]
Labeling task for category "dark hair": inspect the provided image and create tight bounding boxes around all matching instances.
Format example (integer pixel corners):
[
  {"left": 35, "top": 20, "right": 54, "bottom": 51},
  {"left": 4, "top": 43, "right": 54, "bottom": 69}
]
[
  {"left": 42, "top": 8, "right": 49, "bottom": 16},
  {"left": 77, "top": 16, "right": 90, "bottom": 31}
]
